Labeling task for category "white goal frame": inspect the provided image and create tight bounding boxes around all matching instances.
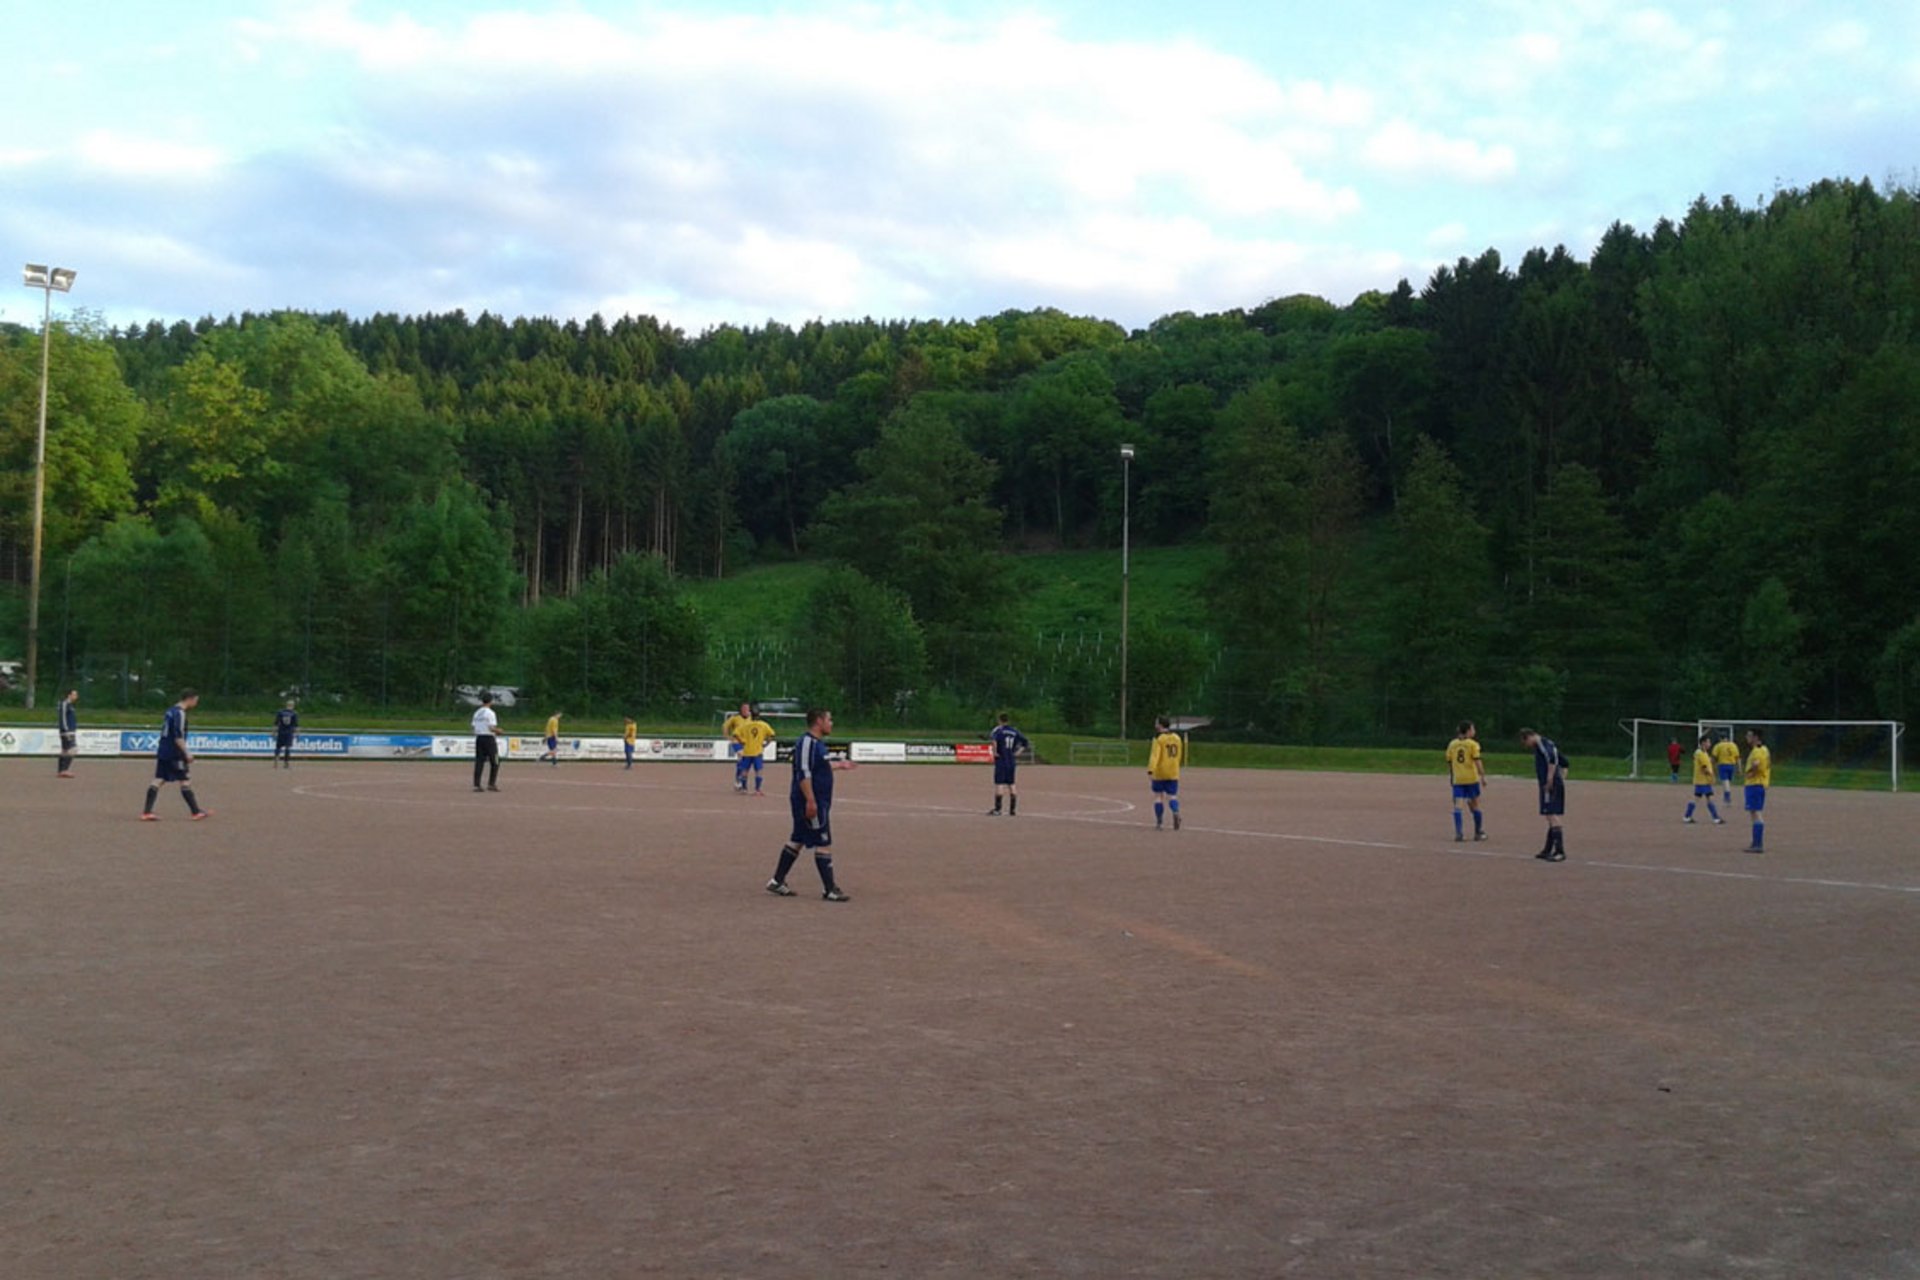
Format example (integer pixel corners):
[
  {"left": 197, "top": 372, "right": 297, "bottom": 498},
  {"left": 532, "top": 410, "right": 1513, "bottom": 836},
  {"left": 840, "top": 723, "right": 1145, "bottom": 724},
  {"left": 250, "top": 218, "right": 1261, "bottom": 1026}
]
[{"left": 1623, "top": 717, "right": 1906, "bottom": 791}]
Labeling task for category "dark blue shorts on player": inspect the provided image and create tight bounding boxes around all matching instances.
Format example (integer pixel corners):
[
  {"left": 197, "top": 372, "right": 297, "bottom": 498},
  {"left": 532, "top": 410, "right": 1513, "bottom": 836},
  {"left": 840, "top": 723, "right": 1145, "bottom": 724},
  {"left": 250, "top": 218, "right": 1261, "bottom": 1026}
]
[
  {"left": 1451, "top": 782, "right": 1481, "bottom": 801},
  {"left": 1693, "top": 784, "right": 1714, "bottom": 797},
  {"left": 789, "top": 799, "right": 832, "bottom": 848},
  {"left": 1150, "top": 779, "right": 1179, "bottom": 796},
  {"left": 1717, "top": 764, "right": 1736, "bottom": 785},
  {"left": 1538, "top": 781, "right": 1565, "bottom": 816},
  {"left": 994, "top": 760, "right": 1017, "bottom": 786},
  {"left": 155, "top": 756, "right": 190, "bottom": 783},
  {"left": 1744, "top": 784, "right": 1766, "bottom": 812}
]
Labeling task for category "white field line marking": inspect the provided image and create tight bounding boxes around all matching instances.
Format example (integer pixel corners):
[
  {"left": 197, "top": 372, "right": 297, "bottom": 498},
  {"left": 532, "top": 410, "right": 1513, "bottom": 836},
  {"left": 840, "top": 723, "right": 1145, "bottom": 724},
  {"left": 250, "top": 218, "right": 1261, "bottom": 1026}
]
[{"left": 288, "top": 777, "right": 1920, "bottom": 895}]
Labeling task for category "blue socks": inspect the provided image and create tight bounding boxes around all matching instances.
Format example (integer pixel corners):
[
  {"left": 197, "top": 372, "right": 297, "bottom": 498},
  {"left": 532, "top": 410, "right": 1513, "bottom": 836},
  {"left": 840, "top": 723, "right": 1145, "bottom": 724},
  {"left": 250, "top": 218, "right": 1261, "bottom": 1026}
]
[
  {"left": 1154, "top": 801, "right": 1165, "bottom": 824},
  {"left": 1751, "top": 821, "right": 1764, "bottom": 849},
  {"left": 1472, "top": 809, "right": 1482, "bottom": 835},
  {"left": 1453, "top": 809, "right": 1463, "bottom": 837}
]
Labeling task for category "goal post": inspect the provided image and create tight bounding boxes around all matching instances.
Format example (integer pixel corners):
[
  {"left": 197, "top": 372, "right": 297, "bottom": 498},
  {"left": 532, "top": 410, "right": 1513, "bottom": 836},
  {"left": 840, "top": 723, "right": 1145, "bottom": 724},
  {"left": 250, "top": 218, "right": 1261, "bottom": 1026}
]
[
  {"left": 1624, "top": 717, "right": 1906, "bottom": 791},
  {"left": 1621, "top": 718, "right": 1700, "bottom": 780},
  {"left": 1701, "top": 719, "right": 1904, "bottom": 793}
]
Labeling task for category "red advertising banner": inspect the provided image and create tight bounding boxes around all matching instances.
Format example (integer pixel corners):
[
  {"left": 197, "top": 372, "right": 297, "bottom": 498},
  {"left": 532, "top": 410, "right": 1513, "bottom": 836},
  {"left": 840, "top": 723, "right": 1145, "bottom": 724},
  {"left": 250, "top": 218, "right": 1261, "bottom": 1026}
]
[{"left": 953, "top": 743, "right": 992, "bottom": 763}]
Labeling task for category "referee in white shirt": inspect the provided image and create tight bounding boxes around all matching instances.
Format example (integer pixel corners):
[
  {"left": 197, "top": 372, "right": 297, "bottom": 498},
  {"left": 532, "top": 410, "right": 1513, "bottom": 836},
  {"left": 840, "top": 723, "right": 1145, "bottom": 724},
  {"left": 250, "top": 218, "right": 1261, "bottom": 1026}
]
[{"left": 472, "top": 692, "right": 502, "bottom": 792}]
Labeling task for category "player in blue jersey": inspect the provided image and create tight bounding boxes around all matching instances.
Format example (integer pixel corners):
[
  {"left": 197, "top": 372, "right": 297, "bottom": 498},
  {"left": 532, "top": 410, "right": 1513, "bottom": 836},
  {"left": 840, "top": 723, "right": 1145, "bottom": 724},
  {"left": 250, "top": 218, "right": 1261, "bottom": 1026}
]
[
  {"left": 1520, "top": 727, "right": 1565, "bottom": 861},
  {"left": 765, "top": 708, "right": 855, "bottom": 902},
  {"left": 986, "top": 712, "right": 1031, "bottom": 816},
  {"left": 57, "top": 688, "right": 79, "bottom": 778},
  {"left": 141, "top": 689, "right": 209, "bottom": 821},
  {"left": 272, "top": 698, "right": 299, "bottom": 768}
]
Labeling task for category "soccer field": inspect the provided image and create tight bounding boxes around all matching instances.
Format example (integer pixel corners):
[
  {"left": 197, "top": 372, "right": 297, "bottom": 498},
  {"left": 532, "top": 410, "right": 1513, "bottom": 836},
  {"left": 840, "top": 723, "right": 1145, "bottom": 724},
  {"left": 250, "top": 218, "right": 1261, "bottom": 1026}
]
[{"left": 5, "top": 759, "right": 1916, "bottom": 1278}]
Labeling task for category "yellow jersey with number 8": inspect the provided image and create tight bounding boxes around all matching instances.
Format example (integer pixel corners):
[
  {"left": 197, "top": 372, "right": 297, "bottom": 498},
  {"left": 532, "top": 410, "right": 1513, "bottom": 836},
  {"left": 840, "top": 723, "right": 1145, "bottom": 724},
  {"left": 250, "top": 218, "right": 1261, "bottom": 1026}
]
[{"left": 1446, "top": 737, "right": 1482, "bottom": 785}]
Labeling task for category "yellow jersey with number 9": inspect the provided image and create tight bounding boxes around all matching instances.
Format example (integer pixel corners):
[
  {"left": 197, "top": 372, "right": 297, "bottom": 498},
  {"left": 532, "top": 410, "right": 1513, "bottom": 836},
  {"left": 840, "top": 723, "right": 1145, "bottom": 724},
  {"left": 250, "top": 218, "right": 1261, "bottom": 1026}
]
[
  {"left": 1445, "top": 737, "right": 1482, "bottom": 784},
  {"left": 737, "top": 719, "right": 777, "bottom": 759}
]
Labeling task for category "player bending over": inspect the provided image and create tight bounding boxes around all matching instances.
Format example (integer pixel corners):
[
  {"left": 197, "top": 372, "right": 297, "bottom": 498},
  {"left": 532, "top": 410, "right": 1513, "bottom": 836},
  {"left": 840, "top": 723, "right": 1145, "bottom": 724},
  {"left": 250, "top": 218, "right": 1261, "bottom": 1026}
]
[
  {"left": 1445, "top": 719, "right": 1488, "bottom": 842},
  {"left": 1683, "top": 734, "right": 1724, "bottom": 825},
  {"left": 141, "top": 689, "right": 209, "bottom": 821},
  {"left": 273, "top": 698, "right": 299, "bottom": 769},
  {"left": 1520, "top": 727, "right": 1566, "bottom": 862},
  {"left": 766, "top": 708, "right": 856, "bottom": 902}
]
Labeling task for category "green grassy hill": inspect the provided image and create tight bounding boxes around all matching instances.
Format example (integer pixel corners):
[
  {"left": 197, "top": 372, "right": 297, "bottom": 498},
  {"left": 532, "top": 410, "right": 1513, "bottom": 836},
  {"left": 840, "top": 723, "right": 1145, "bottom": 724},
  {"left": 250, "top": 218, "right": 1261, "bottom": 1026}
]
[{"left": 681, "top": 545, "right": 1221, "bottom": 643}]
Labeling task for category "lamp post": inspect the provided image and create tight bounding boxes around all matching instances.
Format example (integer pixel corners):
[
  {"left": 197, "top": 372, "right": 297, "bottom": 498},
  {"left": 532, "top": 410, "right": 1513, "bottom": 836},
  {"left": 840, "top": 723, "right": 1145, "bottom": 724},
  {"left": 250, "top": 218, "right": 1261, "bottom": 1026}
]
[
  {"left": 1119, "top": 443, "right": 1134, "bottom": 743},
  {"left": 22, "top": 263, "right": 77, "bottom": 711}
]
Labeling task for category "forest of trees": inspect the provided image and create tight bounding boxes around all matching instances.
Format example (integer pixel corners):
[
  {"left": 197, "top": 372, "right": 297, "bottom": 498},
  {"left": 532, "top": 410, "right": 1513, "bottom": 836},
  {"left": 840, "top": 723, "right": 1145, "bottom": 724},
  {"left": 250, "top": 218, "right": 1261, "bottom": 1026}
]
[{"left": 3, "top": 178, "right": 1918, "bottom": 745}]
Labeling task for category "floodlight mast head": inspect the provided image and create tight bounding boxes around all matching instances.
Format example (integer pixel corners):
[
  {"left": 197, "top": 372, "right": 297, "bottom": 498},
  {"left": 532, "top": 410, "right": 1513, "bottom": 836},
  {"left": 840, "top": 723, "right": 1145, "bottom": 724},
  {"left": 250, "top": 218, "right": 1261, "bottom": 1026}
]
[
  {"left": 1119, "top": 443, "right": 1135, "bottom": 460},
  {"left": 23, "top": 264, "right": 76, "bottom": 292}
]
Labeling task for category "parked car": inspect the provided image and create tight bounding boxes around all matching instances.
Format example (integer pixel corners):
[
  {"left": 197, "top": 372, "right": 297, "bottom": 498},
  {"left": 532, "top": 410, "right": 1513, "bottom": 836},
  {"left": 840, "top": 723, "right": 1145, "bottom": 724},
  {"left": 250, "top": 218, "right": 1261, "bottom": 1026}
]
[{"left": 454, "top": 684, "right": 520, "bottom": 708}]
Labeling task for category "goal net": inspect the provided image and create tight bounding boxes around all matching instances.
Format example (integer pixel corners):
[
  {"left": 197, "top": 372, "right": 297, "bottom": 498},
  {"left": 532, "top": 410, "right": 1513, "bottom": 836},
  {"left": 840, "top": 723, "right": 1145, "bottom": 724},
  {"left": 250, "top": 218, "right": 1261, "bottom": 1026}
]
[{"left": 1624, "top": 717, "right": 1906, "bottom": 791}]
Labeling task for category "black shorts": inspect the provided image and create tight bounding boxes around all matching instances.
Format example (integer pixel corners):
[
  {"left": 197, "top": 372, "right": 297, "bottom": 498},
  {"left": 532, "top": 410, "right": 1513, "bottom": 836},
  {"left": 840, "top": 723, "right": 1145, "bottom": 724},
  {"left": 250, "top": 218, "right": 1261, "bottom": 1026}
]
[
  {"left": 59, "top": 732, "right": 76, "bottom": 752},
  {"left": 155, "top": 756, "right": 190, "bottom": 784},
  {"left": 1538, "top": 780, "right": 1566, "bottom": 816},
  {"left": 789, "top": 798, "right": 833, "bottom": 849},
  {"left": 994, "top": 759, "right": 1017, "bottom": 786}
]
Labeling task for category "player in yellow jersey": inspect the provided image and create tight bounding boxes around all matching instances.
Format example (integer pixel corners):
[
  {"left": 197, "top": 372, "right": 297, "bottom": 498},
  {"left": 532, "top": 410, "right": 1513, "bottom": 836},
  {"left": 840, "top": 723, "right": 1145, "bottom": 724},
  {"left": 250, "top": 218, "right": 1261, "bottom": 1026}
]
[
  {"left": 1682, "top": 733, "right": 1725, "bottom": 825},
  {"left": 623, "top": 716, "right": 637, "bottom": 770},
  {"left": 721, "top": 701, "right": 751, "bottom": 785},
  {"left": 734, "top": 709, "right": 777, "bottom": 795},
  {"left": 542, "top": 711, "right": 563, "bottom": 767},
  {"left": 1445, "top": 720, "right": 1488, "bottom": 842},
  {"left": 1147, "top": 716, "right": 1184, "bottom": 830},
  {"left": 1710, "top": 733, "right": 1741, "bottom": 803},
  {"left": 1742, "top": 728, "right": 1771, "bottom": 853}
]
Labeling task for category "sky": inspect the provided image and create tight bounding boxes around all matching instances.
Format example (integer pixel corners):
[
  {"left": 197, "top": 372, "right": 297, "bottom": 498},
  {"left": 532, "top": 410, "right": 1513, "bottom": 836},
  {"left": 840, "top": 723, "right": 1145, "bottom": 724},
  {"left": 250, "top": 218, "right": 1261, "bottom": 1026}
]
[{"left": 3, "top": 0, "right": 1917, "bottom": 334}]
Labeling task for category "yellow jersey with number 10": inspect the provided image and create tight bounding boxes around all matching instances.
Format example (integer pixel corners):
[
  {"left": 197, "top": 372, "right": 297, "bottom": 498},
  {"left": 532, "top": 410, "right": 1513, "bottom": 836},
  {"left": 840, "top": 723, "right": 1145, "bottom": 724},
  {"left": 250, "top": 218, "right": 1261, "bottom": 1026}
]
[{"left": 1149, "top": 732, "right": 1183, "bottom": 781}]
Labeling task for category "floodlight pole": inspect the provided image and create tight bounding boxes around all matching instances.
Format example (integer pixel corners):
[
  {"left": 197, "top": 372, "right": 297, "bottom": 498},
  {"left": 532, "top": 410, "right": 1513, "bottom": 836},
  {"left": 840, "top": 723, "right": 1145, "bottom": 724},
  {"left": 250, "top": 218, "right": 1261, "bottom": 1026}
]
[
  {"left": 1119, "top": 444, "right": 1134, "bottom": 744},
  {"left": 22, "top": 264, "right": 76, "bottom": 711}
]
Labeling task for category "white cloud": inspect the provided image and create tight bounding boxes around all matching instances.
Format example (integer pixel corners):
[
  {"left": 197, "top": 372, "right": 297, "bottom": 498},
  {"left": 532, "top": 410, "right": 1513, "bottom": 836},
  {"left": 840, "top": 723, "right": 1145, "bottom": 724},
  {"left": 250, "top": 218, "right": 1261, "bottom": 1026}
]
[
  {"left": 1361, "top": 120, "right": 1518, "bottom": 183},
  {"left": 75, "top": 130, "right": 225, "bottom": 179},
  {"left": 1814, "top": 20, "right": 1871, "bottom": 55}
]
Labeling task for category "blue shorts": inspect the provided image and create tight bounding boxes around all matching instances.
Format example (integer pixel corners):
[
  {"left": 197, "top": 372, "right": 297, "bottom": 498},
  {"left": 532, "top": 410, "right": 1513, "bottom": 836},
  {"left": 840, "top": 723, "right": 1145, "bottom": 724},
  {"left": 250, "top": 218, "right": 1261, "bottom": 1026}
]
[
  {"left": 1717, "top": 764, "right": 1736, "bottom": 783},
  {"left": 1451, "top": 782, "right": 1481, "bottom": 801},
  {"left": 729, "top": 741, "right": 742, "bottom": 757},
  {"left": 737, "top": 755, "right": 763, "bottom": 773},
  {"left": 1744, "top": 785, "right": 1767, "bottom": 812},
  {"left": 1538, "top": 781, "right": 1565, "bottom": 816},
  {"left": 994, "top": 760, "right": 1017, "bottom": 786},
  {"left": 1150, "top": 779, "right": 1179, "bottom": 796},
  {"left": 545, "top": 736, "right": 558, "bottom": 752},
  {"left": 155, "top": 755, "right": 190, "bottom": 783},
  {"left": 1693, "top": 784, "right": 1714, "bottom": 797},
  {"left": 789, "top": 798, "right": 832, "bottom": 848}
]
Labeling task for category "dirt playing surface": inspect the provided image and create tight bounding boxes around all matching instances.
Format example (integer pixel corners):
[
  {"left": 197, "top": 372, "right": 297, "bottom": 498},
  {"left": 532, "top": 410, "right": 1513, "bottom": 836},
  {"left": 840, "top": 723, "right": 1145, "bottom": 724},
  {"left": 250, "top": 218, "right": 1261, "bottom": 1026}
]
[{"left": 5, "top": 756, "right": 1917, "bottom": 1278}]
